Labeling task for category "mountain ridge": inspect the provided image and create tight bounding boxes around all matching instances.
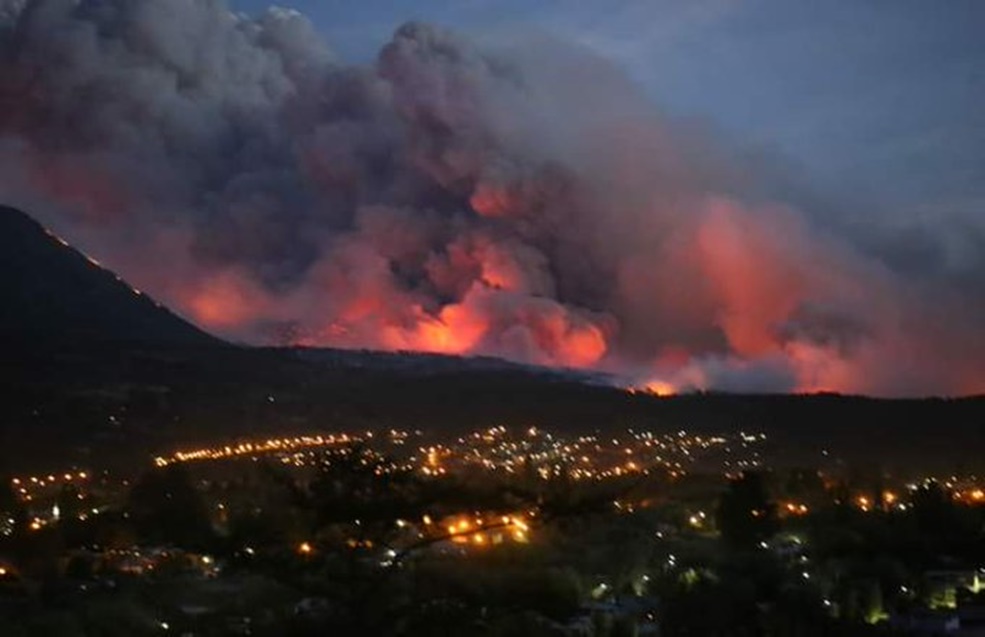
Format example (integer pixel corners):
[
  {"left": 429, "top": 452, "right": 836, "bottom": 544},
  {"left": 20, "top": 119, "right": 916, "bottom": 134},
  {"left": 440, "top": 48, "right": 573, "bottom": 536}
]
[{"left": 0, "top": 205, "right": 220, "bottom": 348}]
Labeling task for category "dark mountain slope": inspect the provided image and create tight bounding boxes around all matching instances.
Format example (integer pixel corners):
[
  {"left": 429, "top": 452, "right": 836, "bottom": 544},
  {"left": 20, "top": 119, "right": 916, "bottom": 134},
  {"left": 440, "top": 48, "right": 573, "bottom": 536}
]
[{"left": 0, "top": 205, "right": 218, "bottom": 348}]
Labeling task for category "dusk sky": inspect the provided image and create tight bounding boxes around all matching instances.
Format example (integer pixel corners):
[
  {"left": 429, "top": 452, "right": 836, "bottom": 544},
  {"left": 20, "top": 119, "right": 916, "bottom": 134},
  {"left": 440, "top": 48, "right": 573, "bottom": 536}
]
[{"left": 229, "top": 0, "right": 985, "bottom": 220}]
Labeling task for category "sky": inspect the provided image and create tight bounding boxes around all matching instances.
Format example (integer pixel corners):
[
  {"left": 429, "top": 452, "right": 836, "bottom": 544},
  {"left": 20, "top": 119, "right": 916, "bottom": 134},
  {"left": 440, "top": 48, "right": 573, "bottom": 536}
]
[
  {"left": 2, "top": 0, "right": 984, "bottom": 396},
  {"left": 230, "top": 0, "right": 985, "bottom": 222}
]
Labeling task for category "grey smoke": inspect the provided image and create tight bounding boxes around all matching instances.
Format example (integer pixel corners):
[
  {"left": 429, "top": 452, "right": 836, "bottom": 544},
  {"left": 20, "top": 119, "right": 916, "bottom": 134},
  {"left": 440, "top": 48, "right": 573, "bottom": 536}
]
[{"left": 0, "top": 0, "right": 982, "bottom": 396}]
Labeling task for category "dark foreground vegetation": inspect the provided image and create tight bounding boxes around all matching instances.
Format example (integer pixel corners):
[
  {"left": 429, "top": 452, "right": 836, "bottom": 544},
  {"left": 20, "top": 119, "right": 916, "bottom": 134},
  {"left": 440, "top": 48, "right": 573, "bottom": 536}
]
[{"left": 2, "top": 441, "right": 985, "bottom": 636}]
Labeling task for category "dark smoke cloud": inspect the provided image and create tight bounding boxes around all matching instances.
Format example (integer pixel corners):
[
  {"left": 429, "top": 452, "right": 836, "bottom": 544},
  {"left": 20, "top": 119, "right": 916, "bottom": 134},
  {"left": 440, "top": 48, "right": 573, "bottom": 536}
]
[{"left": 1, "top": 0, "right": 982, "bottom": 396}]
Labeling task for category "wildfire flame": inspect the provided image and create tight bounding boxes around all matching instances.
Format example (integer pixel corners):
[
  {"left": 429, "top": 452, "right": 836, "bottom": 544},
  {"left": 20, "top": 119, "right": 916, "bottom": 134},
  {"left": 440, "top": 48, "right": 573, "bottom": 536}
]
[
  {"left": 2, "top": 4, "right": 982, "bottom": 396},
  {"left": 643, "top": 380, "right": 677, "bottom": 397}
]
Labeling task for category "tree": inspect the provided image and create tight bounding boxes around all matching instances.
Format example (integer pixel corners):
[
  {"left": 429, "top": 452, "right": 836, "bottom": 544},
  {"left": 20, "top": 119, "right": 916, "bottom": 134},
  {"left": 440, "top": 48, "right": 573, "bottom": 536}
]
[
  {"left": 126, "top": 465, "right": 214, "bottom": 550},
  {"left": 717, "top": 472, "right": 778, "bottom": 548},
  {"left": 0, "top": 470, "right": 27, "bottom": 539}
]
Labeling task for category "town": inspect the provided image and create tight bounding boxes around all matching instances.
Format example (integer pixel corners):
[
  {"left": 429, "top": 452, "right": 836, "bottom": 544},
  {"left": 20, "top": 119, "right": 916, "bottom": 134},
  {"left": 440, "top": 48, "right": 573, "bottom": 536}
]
[{"left": 2, "top": 426, "right": 985, "bottom": 636}]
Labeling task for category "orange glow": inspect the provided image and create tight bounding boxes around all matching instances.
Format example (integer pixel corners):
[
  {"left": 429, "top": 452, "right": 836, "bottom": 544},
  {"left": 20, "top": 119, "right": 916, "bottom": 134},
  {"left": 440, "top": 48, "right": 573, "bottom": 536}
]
[
  {"left": 338, "top": 294, "right": 387, "bottom": 324},
  {"left": 185, "top": 271, "right": 269, "bottom": 330},
  {"left": 427, "top": 304, "right": 488, "bottom": 353},
  {"left": 476, "top": 244, "right": 528, "bottom": 292},
  {"left": 383, "top": 302, "right": 489, "bottom": 355},
  {"left": 556, "top": 323, "right": 607, "bottom": 368},
  {"left": 480, "top": 266, "right": 517, "bottom": 291},
  {"left": 470, "top": 183, "right": 519, "bottom": 218},
  {"left": 643, "top": 380, "right": 676, "bottom": 397},
  {"left": 696, "top": 201, "right": 807, "bottom": 357},
  {"left": 518, "top": 308, "right": 609, "bottom": 368},
  {"left": 298, "top": 541, "right": 313, "bottom": 555},
  {"left": 28, "top": 153, "right": 130, "bottom": 221}
]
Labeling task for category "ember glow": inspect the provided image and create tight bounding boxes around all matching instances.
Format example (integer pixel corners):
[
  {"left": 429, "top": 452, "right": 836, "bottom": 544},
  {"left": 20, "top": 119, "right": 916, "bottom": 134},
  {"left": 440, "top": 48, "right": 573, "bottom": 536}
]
[
  {"left": 642, "top": 381, "right": 677, "bottom": 398},
  {"left": 1, "top": 0, "right": 983, "bottom": 396}
]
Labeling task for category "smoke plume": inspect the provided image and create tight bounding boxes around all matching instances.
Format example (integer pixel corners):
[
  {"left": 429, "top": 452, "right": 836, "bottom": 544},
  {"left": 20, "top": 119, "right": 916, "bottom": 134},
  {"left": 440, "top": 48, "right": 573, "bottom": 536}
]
[{"left": 1, "top": 0, "right": 982, "bottom": 396}]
